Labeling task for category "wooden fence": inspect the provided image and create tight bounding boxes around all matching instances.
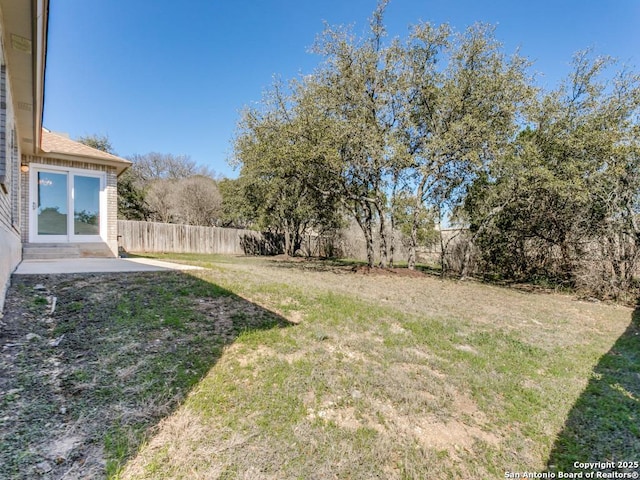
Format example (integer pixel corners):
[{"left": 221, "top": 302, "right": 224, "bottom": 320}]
[
  {"left": 117, "top": 220, "right": 269, "bottom": 255},
  {"left": 118, "top": 220, "right": 474, "bottom": 265}
]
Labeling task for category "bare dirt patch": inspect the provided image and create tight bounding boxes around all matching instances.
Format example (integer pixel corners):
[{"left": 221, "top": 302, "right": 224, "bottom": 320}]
[{"left": 0, "top": 271, "right": 290, "bottom": 479}]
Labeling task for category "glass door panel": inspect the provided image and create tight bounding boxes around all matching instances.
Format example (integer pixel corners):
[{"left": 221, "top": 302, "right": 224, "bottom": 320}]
[
  {"left": 73, "top": 176, "right": 100, "bottom": 236},
  {"left": 37, "top": 171, "right": 68, "bottom": 236}
]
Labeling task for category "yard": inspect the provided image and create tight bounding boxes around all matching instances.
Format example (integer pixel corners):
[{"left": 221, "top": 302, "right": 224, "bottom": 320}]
[{"left": 0, "top": 254, "right": 637, "bottom": 479}]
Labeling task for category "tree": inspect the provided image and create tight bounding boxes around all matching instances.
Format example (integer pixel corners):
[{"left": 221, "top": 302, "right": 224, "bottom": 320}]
[
  {"left": 128, "top": 152, "right": 212, "bottom": 182},
  {"left": 144, "top": 179, "right": 177, "bottom": 223},
  {"left": 303, "top": 8, "right": 530, "bottom": 270},
  {"left": 308, "top": 0, "right": 402, "bottom": 267},
  {"left": 172, "top": 175, "right": 222, "bottom": 226},
  {"left": 77, "top": 134, "right": 114, "bottom": 154},
  {"left": 76, "top": 134, "right": 151, "bottom": 220},
  {"left": 395, "top": 23, "right": 532, "bottom": 270},
  {"left": 232, "top": 82, "right": 343, "bottom": 256},
  {"left": 392, "top": 191, "right": 438, "bottom": 253},
  {"left": 218, "top": 177, "right": 255, "bottom": 229},
  {"left": 77, "top": 136, "right": 223, "bottom": 225},
  {"left": 229, "top": 3, "right": 639, "bottom": 295},
  {"left": 125, "top": 152, "right": 221, "bottom": 226},
  {"left": 230, "top": 4, "right": 531, "bottom": 269},
  {"left": 117, "top": 169, "right": 152, "bottom": 220},
  {"left": 463, "top": 51, "right": 640, "bottom": 298}
]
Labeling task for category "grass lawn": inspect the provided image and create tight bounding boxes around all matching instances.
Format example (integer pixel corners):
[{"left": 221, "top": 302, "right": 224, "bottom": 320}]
[{"left": 1, "top": 254, "right": 637, "bottom": 479}]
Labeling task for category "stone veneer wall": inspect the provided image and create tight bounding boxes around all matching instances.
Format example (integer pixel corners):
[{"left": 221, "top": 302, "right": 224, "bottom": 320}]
[{"left": 20, "top": 155, "right": 119, "bottom": 255}]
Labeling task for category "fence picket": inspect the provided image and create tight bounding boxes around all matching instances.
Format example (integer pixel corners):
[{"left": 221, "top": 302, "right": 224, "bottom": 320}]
[{"left": 117, "top": 220, "right": 263, "bottom": 255}]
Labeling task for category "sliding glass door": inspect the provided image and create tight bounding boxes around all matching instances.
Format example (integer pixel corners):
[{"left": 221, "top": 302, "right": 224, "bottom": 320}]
[
  {"left": 36, "top": 171, "right": 69, "bottom": 240},
  {"left": 73, "top": 175, "right": 101, "bottom": 237},
  {"left": 32, "top": 166, "right": 105, "bottom": 242}
]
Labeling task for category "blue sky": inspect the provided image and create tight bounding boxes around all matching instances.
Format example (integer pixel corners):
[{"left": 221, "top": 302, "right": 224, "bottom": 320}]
[{"left": 43, "top": 0, "right": 639, "bottom": 179}]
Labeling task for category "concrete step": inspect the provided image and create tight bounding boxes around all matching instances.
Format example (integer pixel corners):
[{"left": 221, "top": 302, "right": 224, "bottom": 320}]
[
  {"left": 23, "top": 246, "right": 79, "bottom": 260},
  {"left": 23, "top": 251, "right": 80, "bottom": 260},
  {"left": 23, "top": 243, "right": 115, "bottom": 260}
]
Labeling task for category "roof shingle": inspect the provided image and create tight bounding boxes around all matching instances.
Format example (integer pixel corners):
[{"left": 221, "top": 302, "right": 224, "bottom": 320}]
[{"left": 40, "top": 129, "right": 131, "bottom": 169}]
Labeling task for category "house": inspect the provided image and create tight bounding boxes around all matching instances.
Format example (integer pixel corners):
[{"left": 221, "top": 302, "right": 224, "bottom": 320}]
[{"left": 0, "top": 0, "right": 130, "bottom": 310}]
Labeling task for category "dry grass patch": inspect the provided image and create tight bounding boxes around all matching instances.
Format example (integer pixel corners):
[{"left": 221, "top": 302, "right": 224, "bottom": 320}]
[{"left": 113, "top": 253, "right": 636, "bottom": 479}]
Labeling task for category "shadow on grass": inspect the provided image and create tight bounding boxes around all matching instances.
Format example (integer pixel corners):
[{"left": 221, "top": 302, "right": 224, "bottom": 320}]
[
  {"left": 546, "top": 306, "right": 639, "bottom": 473},
  {"left": 0, "top": 271, "right": 293, "bottom": 479}
]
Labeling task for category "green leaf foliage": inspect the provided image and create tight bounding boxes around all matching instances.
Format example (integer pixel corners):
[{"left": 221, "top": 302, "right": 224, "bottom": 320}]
[{"left": 463, "top": 50, "right": 640, "bottom": 298}]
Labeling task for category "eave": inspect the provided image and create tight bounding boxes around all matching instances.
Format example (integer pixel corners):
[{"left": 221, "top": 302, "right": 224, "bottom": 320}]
[{"left": 0, "top": 0, "right": 49, "bottom": 154}]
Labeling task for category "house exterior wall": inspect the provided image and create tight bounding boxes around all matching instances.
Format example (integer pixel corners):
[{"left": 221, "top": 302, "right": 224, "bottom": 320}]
[
  {"left": 20, "top": 155, "right": 119, "bottom": 256},
  {"left": 0, "top": 20, "right": 22, "bottom": 312}
]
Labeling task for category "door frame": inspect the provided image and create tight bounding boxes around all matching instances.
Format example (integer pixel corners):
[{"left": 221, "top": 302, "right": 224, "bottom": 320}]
[{"left": 29, "top": 163, "right": 107, "bottom": 243}]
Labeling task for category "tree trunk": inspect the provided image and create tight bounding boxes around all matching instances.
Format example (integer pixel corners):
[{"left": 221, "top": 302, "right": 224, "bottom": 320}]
[
  {"left": 353, "top": 201, "right": 376, "bottom": 267},
  {"left": 284, "top": 222, "right": 292, "bottom": 256},
  {"left": 408, "top": 180, "right": 426, "bottom": 270},
  {"left": 606, "top": 226, "right": 624, "bottom": 295},
  {"left": 437, "top": 207, "right": 446, "bottom": 276},
  {"left": 439, "top": 229, "right": 446, "bottom": 276},
  {"left": 363, "top": 203, "right": 375, "bottom": 267},
  {"left": 460, "top": 229, "right": 481, "bottom": 279},
  {"left": 389, "top": 210, "right": 396, "bottom": 268},
  {"left": 388, "top": 171, "right": 401, "bottom": 269},
  {"left": 408, "top": 220, "right": 418, "bottom": 270},
  {"left": 460, "top": 235, "right": 474, "bottom": 279},
  {"left": 291, "top": 221, "right": 303, "bottom": 257},
  {"left": 376, "top": 201, "right": 388, "bottom": 268}
]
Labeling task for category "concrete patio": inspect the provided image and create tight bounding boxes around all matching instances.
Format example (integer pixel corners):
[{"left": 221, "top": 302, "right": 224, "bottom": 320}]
[{"left": 13, "top": 257, "right": 204, "bottom": 275}]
